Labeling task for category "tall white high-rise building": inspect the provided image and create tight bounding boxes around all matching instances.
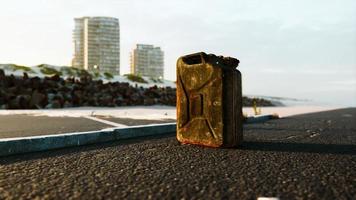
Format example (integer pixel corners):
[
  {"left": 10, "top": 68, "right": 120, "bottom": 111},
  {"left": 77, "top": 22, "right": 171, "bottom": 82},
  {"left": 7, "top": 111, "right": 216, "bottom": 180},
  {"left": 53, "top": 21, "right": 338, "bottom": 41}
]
[
  {"left": 72, "top": 16, "right": 120, "bottom": 75},
  {"left": 130, "top": 44, "right": 164, "bottom": 79}
]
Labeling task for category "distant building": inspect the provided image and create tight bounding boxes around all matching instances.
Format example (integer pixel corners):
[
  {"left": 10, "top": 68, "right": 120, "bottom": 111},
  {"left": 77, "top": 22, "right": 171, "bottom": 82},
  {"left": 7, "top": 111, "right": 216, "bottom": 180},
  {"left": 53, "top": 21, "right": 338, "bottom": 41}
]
[
  {"left": 72, "top": 16, "right": 120, "bottom": 75},
  {"left": 130, "top": 44, "right": 164, "bottom": 79}
]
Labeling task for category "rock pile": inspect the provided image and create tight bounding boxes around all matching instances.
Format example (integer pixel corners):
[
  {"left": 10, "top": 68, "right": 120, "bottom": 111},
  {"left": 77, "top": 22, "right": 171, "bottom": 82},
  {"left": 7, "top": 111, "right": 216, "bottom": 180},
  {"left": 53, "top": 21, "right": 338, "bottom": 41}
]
[
  {"left": 0, "top": 69, "right": 276, "bottom": 109},
  {"left": 242, "top": 96, "right": 275, "bottom": 107},
  {"left": 0, "top": 69, "right": 176, "bottom": 109}
]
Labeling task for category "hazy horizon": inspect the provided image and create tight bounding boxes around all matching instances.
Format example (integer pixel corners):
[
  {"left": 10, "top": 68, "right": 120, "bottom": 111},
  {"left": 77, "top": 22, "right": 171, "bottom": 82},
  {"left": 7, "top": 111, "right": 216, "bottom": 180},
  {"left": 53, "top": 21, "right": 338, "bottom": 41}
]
[{"left": 0, "top": 0, "right": 355, "bottom": 106}]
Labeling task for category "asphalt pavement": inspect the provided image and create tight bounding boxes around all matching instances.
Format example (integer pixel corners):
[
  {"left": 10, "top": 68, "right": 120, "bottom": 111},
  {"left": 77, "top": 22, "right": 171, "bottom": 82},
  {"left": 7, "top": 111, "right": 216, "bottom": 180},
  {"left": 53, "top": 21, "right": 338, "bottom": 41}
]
[{"left": 0, "top": 108, "right": 355, "bottom": 199}]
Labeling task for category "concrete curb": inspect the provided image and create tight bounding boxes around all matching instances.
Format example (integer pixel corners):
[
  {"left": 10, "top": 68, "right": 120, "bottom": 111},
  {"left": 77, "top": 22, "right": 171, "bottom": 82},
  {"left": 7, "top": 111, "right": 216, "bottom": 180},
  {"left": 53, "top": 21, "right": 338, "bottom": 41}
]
[
  {"left": 0, "top": 115, "right": 276, "bottom": 157},
  {"left": 0, "top": 123, "right": 176, "bottom": 157}
]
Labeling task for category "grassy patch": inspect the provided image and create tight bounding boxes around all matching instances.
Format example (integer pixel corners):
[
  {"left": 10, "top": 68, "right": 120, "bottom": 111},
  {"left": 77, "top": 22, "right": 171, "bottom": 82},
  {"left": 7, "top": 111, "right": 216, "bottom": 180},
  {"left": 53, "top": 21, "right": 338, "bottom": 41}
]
[
  {"left": 78, "top": 69, "right": 91, "bottom": 78},
  {"left": 37, "top": 64, "right": 45, "bottom": 68},
  {"left": 70, "top": 67, "right": 88, "bottom": 77},
  {"left": 58, "top": 66, "right": 96, "bottom": 79},
  {"left": 60, "top": 67, "right": 76, "bottom": 77},
  {"left": 7, "top": 64, "right": 35, "bottom": 73},
  {"left": 104, "top": 72, "right": 114, "bottom": 80},
  {"left": 150, "top": 77, "right": 163, "bottom": 83},
  {"left": 124, "top": 74, "right": 148, "bottom": 83},
  {"left": 40, "top": 66, "right": 62, "bottom": 76},
  {"left": 91, "top": 71, "right": 102, "bottom": 79}
]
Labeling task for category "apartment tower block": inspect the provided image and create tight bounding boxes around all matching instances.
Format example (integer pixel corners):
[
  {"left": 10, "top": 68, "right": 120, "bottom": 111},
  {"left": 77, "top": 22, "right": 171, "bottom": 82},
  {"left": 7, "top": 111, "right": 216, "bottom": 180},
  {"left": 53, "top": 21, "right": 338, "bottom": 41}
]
[
  {"left": 72, "top": 17, "right": 120, "bottom": 75},
  {"left": 130, "top": 44, "right": 164, "bottom": 79}
]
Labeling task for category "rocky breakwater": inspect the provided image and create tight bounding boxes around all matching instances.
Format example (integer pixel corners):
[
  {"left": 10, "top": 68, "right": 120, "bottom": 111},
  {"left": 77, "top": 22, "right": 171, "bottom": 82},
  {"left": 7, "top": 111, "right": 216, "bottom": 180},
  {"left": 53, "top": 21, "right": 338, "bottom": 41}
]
[
  {"left": 0, "top": 69, "right": 176, "bottom": 109},
  {"left": 242, "top": 96, "right": 275, "bottom": 107}
]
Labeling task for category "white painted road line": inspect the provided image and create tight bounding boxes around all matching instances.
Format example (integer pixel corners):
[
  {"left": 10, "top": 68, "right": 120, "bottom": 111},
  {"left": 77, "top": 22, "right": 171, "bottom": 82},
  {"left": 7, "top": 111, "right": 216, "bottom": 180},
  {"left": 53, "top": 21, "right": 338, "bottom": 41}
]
[
  {"left": 83, "top": 116, "right": 128, "bottom": 128},
  {"left": 257, "top": 197, "right": 280, "bottom": 200},
  {"left": 0, "top": 122, "right": 177, "bottom": 142}
]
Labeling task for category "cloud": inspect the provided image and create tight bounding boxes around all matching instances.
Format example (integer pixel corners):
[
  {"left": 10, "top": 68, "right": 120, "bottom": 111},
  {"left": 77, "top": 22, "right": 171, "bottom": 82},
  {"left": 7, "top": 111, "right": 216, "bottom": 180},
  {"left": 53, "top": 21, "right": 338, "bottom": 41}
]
[{"left": 330, "top": 80, "right": 356, "bottom": 86}]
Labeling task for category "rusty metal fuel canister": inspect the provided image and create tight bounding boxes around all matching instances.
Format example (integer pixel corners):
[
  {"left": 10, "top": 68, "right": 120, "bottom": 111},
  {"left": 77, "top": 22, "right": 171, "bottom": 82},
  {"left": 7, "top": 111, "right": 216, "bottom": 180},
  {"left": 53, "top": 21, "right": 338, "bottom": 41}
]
[{"left": 176, "top": 52, "right": 243, "bottom": 147}]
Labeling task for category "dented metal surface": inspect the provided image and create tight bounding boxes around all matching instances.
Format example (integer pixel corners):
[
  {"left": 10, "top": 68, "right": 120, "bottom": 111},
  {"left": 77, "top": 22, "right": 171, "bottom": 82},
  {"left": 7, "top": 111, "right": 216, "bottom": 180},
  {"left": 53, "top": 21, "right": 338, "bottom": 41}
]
[{"left": 176, "top": 52, "right": 243, "bottom": 147}]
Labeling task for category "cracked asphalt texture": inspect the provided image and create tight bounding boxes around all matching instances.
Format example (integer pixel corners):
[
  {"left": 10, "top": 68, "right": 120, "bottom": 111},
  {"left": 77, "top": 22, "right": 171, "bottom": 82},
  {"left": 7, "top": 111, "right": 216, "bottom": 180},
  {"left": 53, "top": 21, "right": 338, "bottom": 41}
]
[{"left": 0, "top": 108, "right": 355, "bottom": 199}]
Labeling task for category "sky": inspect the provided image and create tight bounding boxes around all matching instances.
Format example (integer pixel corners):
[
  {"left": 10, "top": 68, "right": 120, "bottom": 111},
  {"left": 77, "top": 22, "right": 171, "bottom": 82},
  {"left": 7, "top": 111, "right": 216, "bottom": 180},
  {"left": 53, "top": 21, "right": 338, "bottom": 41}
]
[{"left": 0, "top": 0, "right": 355, "bottom": 106}]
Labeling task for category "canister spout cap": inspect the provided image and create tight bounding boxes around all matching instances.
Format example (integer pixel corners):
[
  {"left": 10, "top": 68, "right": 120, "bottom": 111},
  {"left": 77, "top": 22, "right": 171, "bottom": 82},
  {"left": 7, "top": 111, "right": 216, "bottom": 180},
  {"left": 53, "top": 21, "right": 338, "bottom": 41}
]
[
  {"left": 208, "top": 54, "right": 240, "bottom": 69},
  {"left": 222, "top": 57, "right": 240, "bottom": 69}
]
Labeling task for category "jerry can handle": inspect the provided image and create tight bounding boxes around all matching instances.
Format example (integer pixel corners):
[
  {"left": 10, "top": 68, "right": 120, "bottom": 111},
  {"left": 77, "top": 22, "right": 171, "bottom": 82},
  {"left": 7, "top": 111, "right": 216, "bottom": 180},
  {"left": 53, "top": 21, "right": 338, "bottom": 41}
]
[{"left": 181, "top": 52, "right": 207, "bottom": 66}]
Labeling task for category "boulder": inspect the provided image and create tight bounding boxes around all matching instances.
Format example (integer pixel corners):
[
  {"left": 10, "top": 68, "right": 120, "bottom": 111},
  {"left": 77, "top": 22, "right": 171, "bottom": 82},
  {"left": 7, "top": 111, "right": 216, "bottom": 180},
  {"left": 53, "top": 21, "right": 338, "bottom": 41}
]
[
  {"left": 30, "top": 77, "right": 42, "bottom": 90},
  {"left": 0, "top": 69, "right": 5, "bottom": 78},
  {"left": 17, "top": 95, "right": 31, "bottom": 109},
  {"left": 30, "top": 90, "right": 46, "bottom": 108},
  {"left": 50, "top": 74, "right": 61, "bottom": 82},
  {"left": 23, "top": 72, "right": 29, "bottom": 80},
  {"left": 45, "top": 100, "right": 61, "bottom": 109},
  {"left": 63, "top": 101, "right": 73, "bottom": 108}
]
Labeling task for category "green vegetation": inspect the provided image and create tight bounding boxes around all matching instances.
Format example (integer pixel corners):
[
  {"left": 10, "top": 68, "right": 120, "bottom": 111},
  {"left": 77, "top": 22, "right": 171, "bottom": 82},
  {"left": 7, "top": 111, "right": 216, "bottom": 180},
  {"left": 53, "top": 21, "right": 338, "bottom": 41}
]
[
  {"left": 79, "top": 69, "right": 91, "bottom": 77},
  {"left": 40, "top": 66, "right": 62, "bottom": 76},
  {"left": 150, "top": 77, "right": 163, "bottom": 83},
  {"left": 37, "top": 64, "right": 46, "bottom": 68},
  {"left": 104, "top": 72, "right": 114, "bottom": 80},
  {"left": 59, "top": 66, "right": 96, "bottom": 79},
  {"left": 124, "top": 74, "right": 148, "bottom": 83},
  {"left": 71, "top": 67, "right": 88, "bottom": 77},
  {"left": 60, "top": 67, "right": 76, "bottom": 77},
  {"left": 7, "top": 64, "right": 35, "bottom": 73},
  {"left": 91, "top": 71, "right": 102, "bottom": 79}
]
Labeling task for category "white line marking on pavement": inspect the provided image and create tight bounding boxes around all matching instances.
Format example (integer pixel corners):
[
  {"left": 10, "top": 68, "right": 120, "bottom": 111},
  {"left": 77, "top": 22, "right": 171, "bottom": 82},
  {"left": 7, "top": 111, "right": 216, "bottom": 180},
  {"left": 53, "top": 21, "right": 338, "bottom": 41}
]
[
  {"left": 0, "top": 130, "right": 99, "bottom": 142},
  {"left": 83, "top": 116, "right": 128, "bottom": 128},
  {"left": 257, "top": 197, "right": 280, "bottom": 200},
  {"left": 0, "top": 122, "right": 176, "bottom": 142}
]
